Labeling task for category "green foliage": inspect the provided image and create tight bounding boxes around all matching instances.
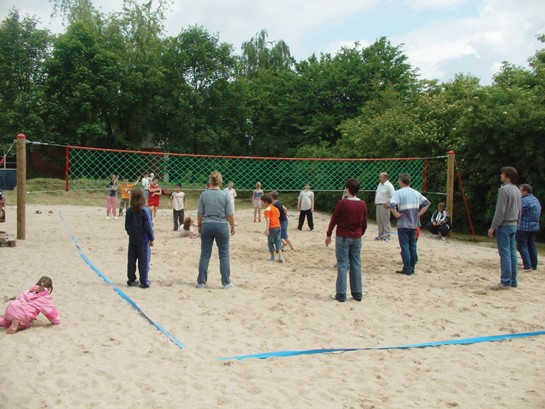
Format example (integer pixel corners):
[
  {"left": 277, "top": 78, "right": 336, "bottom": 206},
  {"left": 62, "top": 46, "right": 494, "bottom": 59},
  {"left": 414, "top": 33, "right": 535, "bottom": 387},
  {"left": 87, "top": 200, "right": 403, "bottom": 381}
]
[
  {"left": 1, "top": 3, "right": 544, "bottom": 238},
  {"left": 0, "top": 9, "right": 52, "bottom": 142}
]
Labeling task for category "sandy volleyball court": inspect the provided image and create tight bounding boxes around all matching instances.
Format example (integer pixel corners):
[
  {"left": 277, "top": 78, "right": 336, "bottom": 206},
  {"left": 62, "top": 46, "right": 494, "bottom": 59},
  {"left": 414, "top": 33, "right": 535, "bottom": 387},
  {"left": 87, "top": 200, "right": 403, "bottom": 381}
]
[{"left": 1, "top": 204, "right": 544, "bottom": 408}]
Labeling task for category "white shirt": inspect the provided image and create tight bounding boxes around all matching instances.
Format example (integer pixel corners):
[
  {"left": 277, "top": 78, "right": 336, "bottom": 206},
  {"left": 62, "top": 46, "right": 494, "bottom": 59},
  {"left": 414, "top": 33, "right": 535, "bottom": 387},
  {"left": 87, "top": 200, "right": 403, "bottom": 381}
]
[
  {"left": 142, "top": 177, "right": 150, "bottom": 190},
  {"left": 298, "top": 190, "right": 314, "bottom": 211},
  {"left": 170, "top": 191, "right": 185, "bottom": 210},
  {"left": 223, "top": 187, "right": 237, "bottom": 203},
  {"left": 375, "top": 180, "right": 395, "bottom": 204}
]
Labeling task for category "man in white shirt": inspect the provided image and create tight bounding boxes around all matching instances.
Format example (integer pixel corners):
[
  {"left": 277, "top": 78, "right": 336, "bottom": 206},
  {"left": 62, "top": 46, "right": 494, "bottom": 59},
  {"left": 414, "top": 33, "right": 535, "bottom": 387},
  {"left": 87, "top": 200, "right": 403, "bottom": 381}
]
[
  {"left": 223, "top": 181, "right": 238, "bottom": 225},
  {"left": 297, "top": 183, "right": 315, "bottom": 231},
  {"left": 141, "top": 173, "right": 150, "bottom": 205},
  {"left": 223, "top": 181, "right": 237, "bottom": 211},
  {"left": 375, "top": 172, "right": 395, "bottom": 241}
]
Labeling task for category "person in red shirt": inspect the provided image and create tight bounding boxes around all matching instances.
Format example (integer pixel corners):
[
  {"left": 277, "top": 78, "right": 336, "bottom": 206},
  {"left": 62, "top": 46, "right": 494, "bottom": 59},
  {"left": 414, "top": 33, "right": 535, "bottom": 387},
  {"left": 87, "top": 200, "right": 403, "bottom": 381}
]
[
  {"left": 325, "top": 178, "right": 368, "bottom": 302},
  {"left": 262, "top": 195, "right": 283, "bottom": 262}
]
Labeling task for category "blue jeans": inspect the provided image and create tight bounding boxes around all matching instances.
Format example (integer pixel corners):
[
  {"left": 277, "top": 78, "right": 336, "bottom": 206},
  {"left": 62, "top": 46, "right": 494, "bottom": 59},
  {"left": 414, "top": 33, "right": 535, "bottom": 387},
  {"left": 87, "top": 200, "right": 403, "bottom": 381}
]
[
  {"left": 397, "top": 228, "right": 417, "bottom": 273},
  {"left": 496, "top": 225, "right": 518, "bottom": 286},
  {"left": 268, "top": 227, "right": 282, "bottom": 253},
  {"left": 198, "top": 222, "right": 231, "bottom": 286},
  {"left": 127, "top": 241, "right": 150, "bottom": 286},
  {"left": 280, "top": 219, "right": 289, "bottom": 240},
  {"left": 335, "top": 236, "right": 362, "bottom": 299},
  {"left": 516, "top": 230, "right": 538, "bottom": 270}
]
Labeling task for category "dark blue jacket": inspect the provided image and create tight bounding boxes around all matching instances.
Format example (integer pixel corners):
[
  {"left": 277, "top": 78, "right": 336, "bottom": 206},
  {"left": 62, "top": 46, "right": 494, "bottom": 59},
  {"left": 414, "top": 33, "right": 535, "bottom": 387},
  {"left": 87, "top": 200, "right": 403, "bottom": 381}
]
[{"left": 125, "top": 207, "right": 154, "bottom": 245}]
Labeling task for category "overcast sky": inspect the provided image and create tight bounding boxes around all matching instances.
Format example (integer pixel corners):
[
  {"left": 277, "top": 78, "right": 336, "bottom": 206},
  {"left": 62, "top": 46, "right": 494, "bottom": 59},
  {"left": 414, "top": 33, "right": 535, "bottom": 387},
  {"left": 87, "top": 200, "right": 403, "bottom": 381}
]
[{"left": 1, "top": 0, "right": 544, "bottom": 85}]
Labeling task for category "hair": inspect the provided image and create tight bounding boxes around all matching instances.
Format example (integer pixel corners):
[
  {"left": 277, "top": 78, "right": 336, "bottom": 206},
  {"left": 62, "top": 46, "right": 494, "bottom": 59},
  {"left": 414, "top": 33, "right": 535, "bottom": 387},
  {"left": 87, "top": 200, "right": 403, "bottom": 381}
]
[
  {"left": 183, "top": 216, "right": 192, "bottom": 231},
  {"left": 270, "top": 191, "right": 279, "bottom": 200},
  {"left": 261, "top": 194, "right": 273, "bottom": 204},
  {"left": 380, "top": 172, "right": 389, "bottom": 179},
  {"left": 209, "top": 170, "right": 223, "bottom": 187},
  {"left": 438, "top": 201, "right": 446, "bottom": 210},
  {"left": 36, "top": 276, "right": 53, "bottom": 294},
  {"left": 345, "top": 178, "right": 361, "bottom": 196},
  {"left": 520, "top": 183, "right": 532, "bottom": 194},
  {"left": 130, "top": 188, "right": 146, "bottom": 212},
  {"left": 399, "top": 173, "right": 411, "bottom": 185},
  {"left": 501, "top": 166, "right": 518, "bottom": 183},
  {"left": 256, "top": 181, "right": 261, "bottom": 188}
]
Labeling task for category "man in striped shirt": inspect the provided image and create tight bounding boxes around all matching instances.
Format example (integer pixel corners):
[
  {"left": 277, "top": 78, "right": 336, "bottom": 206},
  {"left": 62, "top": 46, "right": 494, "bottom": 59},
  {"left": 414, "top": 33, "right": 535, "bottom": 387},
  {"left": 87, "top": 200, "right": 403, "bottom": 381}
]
[{"left": 388, "top": 173, "right": 431, "bottom": 275}]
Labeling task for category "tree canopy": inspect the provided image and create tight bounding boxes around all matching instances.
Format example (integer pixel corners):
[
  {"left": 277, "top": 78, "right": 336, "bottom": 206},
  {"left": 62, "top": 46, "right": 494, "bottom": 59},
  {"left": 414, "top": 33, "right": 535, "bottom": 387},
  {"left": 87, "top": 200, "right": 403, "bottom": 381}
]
[{"left": 1, "top": 3, "right": 544, "bottom": 236}]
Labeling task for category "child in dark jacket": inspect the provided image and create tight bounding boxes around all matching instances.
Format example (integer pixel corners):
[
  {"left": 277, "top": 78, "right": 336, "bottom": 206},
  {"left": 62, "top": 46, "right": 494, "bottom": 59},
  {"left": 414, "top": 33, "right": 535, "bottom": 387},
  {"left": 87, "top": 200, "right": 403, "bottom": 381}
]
[{"left": 125, "top": 189, "right": 155, "bottom": 288}]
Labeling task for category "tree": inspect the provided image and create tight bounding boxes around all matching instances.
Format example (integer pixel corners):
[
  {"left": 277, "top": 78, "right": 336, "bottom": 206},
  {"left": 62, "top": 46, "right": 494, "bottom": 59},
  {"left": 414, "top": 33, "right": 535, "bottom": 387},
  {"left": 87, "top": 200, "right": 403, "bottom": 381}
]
[
  {"left": 0, "top": 9, "right": 52, "bottom": 144},
  {"left": 158, "top": 25, "right": 248, "bottom": 154}
]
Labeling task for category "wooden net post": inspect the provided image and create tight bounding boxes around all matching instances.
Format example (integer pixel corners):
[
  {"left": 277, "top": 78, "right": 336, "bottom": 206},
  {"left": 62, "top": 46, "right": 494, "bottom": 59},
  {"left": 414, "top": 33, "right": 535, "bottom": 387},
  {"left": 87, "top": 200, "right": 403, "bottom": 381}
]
[
  {"left": 17, "top": 133, "right": 26, "bottom": 240},
  {"left": 446, "top": 151, "right": 455, "bottom": 234}
]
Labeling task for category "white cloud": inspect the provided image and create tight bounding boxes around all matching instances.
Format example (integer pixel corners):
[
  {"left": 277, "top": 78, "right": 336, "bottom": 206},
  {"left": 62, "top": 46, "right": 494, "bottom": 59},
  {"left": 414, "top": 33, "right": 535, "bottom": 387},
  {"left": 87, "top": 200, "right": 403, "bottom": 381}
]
[
  {"left": 391, "top": 0, "right": 545, "bottom": 83},
  {"left": 1, "top": 0, "right": 544, "bottom": 84}
]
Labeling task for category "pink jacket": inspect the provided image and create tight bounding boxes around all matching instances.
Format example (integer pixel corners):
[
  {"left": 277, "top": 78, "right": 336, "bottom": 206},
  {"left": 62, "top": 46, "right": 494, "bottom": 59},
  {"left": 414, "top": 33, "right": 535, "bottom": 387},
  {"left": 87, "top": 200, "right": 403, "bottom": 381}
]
[{"left": 4, "top": 286, "right": 60, "bottom": 326}]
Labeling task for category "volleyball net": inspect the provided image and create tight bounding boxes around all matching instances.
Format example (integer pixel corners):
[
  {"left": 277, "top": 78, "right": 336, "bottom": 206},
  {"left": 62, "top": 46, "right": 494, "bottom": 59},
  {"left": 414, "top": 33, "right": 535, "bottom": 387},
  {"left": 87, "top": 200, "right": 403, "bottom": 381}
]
[{"left": 63, "top": 146, "right": 447, "bottom": 193}]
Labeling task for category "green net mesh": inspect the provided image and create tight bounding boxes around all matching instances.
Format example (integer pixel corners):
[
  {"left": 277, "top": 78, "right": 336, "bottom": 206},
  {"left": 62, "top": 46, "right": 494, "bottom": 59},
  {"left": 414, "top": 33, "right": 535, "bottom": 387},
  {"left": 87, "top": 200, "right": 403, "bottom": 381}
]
[{"left": 66, "top": 147, "right": 430, "bottom": 192}]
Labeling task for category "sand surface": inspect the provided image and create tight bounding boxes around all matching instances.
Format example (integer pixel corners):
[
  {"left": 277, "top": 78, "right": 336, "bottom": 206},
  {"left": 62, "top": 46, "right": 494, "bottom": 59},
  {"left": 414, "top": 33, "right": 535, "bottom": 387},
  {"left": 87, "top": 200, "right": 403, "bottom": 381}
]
[{"left": 1, "top": 204, "right": 544, "bottom": 409}]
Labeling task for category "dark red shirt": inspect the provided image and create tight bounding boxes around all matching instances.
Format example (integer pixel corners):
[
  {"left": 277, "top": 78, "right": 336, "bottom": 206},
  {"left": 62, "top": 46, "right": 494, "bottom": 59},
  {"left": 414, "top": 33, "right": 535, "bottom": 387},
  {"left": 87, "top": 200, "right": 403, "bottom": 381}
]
[{"left": 326, "top": 198, "right": 368, "bottom": 238}]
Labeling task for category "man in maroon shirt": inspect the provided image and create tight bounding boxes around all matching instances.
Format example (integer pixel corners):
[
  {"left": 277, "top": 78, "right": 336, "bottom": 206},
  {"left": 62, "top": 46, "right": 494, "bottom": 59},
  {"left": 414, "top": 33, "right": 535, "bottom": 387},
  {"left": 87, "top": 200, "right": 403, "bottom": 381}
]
[{"left": 325, "top": 178, "right": 368, "bottom": 302}]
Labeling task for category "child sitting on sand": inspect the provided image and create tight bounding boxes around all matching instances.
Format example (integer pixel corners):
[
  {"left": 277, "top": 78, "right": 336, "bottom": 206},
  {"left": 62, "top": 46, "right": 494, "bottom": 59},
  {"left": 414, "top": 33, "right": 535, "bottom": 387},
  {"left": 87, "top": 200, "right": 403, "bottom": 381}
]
[
  {"left": 179, "top": 216, "right": 200, "bottom": 239},
  {"left": 0, "top": 276, "right": 61, "bottom": 334}
]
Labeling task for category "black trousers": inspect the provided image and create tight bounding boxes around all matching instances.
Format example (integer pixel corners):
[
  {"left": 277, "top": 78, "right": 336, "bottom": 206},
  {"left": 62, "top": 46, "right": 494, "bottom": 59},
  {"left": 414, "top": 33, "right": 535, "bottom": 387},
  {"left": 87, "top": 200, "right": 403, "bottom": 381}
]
[
  {"left": 298, "top": 209, "right": 314, "bottom": 230},
  {"left": 173, "top": 209, "right": 184, "bottom": 231}
]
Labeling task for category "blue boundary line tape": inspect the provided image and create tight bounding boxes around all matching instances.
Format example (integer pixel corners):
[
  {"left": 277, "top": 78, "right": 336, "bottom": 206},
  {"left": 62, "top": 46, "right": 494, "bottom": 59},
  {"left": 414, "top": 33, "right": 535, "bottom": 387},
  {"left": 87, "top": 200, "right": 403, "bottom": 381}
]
[
  {"left": 59, "top": 212, "right": 186, "bottom": 349},
  {"left": 217, "top": 331, "right": 545, "bottom": 361}
]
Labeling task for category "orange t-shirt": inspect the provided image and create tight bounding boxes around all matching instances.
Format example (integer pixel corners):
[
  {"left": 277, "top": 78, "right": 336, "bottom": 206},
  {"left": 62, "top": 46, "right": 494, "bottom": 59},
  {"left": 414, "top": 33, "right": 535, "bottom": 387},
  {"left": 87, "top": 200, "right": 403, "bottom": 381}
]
[
  {"left": 264, "top": 205, "right": 280, "bottom": 229},
  {"left": 119, "top": 183, "right": 136, "bottom": 200}
]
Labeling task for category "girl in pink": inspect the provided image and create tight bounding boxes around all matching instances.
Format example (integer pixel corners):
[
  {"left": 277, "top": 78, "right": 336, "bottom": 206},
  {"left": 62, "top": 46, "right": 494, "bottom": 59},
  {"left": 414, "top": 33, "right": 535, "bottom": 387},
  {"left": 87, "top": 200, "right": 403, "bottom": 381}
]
[
  {"left": 106, "top": 174, "right": 119, "bottom": 220},
  {"left": 179, "top": 216, "right": 200, "bottom": 238},
  {"left": 0, "top": 276, "right": 61, "bottom": 334}
]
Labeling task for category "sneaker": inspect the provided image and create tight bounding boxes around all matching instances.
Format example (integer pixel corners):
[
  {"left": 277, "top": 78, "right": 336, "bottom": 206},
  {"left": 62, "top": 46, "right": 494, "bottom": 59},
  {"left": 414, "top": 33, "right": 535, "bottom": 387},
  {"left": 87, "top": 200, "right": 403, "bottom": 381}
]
[
  {"left": 114, "top": 216, "right": 119, "bottom": 220},
  {"left": 351, "top": 292, "right": 363, "bottom": 302},
  {"left": 383, "top": 237, "right": 390, "bottom": 242},
  {"left": 223, "top": 283, "right": 234, "bottom": 289},
  {"left": 267, "top": 257, "right": 275, "bottom": 262},
  {"left": 521, "top": 268, "right": 532, "bottom": 272},
  {"left": 441, "top": 236, "right": 446, "bottom": 241},
  {"left": 374, "top": 236, "right": 383, "bottom": 241},
  {"left": 138, "top": 283, "right": 150, "bottom": 289},
  {"left": 395, "top": 270, "right": 414, "bottom": 276},
  {"left": 196, "top": 283, "right": 205, "bottom": 288},
  {"left": 490, "top": 283, "right": 510, "bottom": 290},
  {"left": 278, "top": 254, "right": 283, "bottom": 263},
  {"left": 127, "top": 280, "right": 139, "bottom": 287},
  {"left": 106, "top": 216, "right": 110, "bottom": 220}
]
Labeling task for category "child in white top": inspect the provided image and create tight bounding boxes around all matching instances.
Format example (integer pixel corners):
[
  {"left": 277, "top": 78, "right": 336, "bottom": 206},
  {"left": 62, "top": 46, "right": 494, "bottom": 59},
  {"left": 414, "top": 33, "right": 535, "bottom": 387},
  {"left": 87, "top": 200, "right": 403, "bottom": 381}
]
[{"left": 179, "top": 216, "right": 200, "bottom": 238}]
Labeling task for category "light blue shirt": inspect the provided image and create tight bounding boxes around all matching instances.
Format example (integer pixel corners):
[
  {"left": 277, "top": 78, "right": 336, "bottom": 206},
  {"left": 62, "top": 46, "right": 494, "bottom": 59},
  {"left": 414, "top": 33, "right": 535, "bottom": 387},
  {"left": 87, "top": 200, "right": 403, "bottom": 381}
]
[
  {"left": 389, "top": 186, "right": 430, "bottom": 229},
  {"left": 198, "top": 189, "right": 233, "bottom": 224}
]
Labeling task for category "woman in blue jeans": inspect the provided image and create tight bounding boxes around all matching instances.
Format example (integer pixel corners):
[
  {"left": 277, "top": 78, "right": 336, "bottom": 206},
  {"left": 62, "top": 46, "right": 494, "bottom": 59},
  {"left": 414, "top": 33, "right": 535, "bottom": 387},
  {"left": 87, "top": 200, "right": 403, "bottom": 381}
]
[{"left": 196, "top": 170, "right": 236, "bottom": 289}]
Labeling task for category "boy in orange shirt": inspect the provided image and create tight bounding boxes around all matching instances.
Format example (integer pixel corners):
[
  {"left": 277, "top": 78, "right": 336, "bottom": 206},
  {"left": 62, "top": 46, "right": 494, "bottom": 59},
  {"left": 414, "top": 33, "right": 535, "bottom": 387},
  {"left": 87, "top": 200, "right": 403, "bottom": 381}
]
[
  {"left": 119, "top": 176, "right": 140, "bottom": 217},
  {"left": 262, "top": 195, "right": 283, "bottom": 262}
]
